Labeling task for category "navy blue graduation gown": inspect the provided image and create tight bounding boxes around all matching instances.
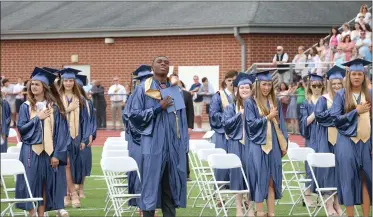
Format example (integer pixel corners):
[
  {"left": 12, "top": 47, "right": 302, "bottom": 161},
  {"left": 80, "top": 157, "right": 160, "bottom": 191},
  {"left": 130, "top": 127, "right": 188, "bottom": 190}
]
[
  {"left": 245, "top": 98, "right": 288, "bottom": 203},
  {"left": 124, "top": 93, "right": 142, "bottom": 207},
  {"left": 67, "top": 98, "right": 90, "bottom": 185},
  {"left": 330, "top": 89, "right": 372, "bottom": 206},
  {"left": 15, "top": 103, "right": 70, "bottom": 211},
  {"left": 81, "top": 100, "right": 96, "bottom": 177},
  {"left": 299, "top": 99, "right": 318, "bottom": 188},
  {"left": 222, "top": 103, "right": 246, "bottom": 190},
  {"left": 1, "top": 99, "right": 11, "bottom": 153},
  {"left": 314, "top": 96, "right": 337, "bottom": 190},
  {"left": 209, "top": 91, "right": 233, "bottom": 183},
  {"left": 129, "top": 81, "right": 188, "bottom": 211}
]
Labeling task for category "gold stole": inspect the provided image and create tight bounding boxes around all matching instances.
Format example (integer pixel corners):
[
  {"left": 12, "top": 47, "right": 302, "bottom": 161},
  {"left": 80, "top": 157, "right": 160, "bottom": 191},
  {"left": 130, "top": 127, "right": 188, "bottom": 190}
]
[
  {"left": 219, "top": 90, "right": 229, "bottom": 109},
  {"left": 62, "top": 94, "right": 80, "bottom": 139},
  {"left": 144, "top": 77, "right": 180, "bottom": 138},
  {"left": 351, "top": 92, "right": 371, "bottom": 144},
  {"left": 25, "top": 101, "right": 54, "bottom": 155},
  {"left": 235, "top": 104, "right": 245, "bottom": 144},
  {"left": 323, "top": 94, "right": 338, "bottom": 145},
  {"left": 257, "top": 97, "right": 287, "bottom": 154}
]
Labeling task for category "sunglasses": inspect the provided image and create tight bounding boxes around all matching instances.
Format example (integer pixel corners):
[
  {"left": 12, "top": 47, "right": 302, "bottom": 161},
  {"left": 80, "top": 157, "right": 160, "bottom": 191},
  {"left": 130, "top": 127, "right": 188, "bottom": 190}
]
[{"left": 311, "top": 84, "right": 323, "bottom": 89}]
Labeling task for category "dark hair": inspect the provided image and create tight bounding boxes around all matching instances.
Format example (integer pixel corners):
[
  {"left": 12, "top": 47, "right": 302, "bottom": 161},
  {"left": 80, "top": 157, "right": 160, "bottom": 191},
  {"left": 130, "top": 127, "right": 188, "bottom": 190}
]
[
  {"left": 202, "top": 77, "right": 208, "bottom": 83},
  {"left": 311, "top": 47, "right": 318, "bottom": 57},
  {"left": 363, "top": 23, "right": 372, "bottom": 32},
  {"left": 330, "top": 26, "right": 340, "bottom": 36},
  {"left": 180, "top": 80, "right": 186, "bottom": 88},
  {"left": 343, "top": 35, "right": 352, "bottom": 43},
  {"left": 354, "top": 22, "right": 361, "bottom": 30},
  {"left": 2, "top": 78, "right": 9, "bottom": 85},
  {"left": 152, "top": 56, "right": 169, "bottom": 66},
  {"left": 224, "top": 70, "right": 238, "bottom": 79},
  {"left": 23, "top": 80, "right": 29, "bottom": 86},
  {"left": 280, "top": 82, "right": 289, "bottom": 91}
]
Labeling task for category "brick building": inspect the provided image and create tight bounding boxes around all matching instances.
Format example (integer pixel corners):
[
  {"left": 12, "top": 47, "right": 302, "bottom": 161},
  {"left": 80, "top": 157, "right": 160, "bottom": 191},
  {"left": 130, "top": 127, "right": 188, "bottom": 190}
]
[{"left": 1, "top": 1, "right": 369, "bottom": 121}]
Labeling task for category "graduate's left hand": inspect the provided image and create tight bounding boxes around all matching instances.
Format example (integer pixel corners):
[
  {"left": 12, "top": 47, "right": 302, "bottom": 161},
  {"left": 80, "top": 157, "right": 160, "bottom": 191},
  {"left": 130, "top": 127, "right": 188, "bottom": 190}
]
[
  {"left": 80, "top": 143, "right": 85, "bottom": 151},
  {"left": 88, "top": 136, "right": 93, "bottom": 147},
  {"left": 281, "top": 150, "right": 287, "bottom": 158},
  {"left": 50, "top": 157, "right": 59, "bottom": 168}
]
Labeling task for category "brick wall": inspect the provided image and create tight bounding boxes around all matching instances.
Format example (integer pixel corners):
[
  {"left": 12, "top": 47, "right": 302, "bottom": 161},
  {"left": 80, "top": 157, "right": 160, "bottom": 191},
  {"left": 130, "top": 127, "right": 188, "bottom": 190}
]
[{"left": 1, "top": 33, "right": 324, "bottom": 122}]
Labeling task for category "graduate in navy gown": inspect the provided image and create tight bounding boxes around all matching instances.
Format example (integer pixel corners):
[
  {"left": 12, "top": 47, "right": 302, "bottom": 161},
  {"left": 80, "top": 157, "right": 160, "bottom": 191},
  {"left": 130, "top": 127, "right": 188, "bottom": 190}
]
[
  {"left": 129, "top": 56, "right": 189, "bottom": 217},
  {"left": 298, "top": 73, "right": 325, "bottom": 207},
  {"left": 330, "top": 59, "right": 372, "bottom": 217},
  {"left": 222, "top": 72, "right": 255, "bottom": 217},
  {"left": 15, "top": 67, "right": 70, "bottom": 217},
  {"left": 125, "top": 65, "right": 153, "bottom": 208},
  {"left": 209, "top": 70, "right": 237, "bottom": 193},
  {"left": 58, "top": 68, "right": 90, "bottom": 209},
  {"left": 1, "top": 93, "right": 11, "bottom": 153},
  {"left": 245, "top": 70, "right": 288, "bottom": 217},
  {"left": 314, "top": 65, "right": 345, "bottom": 216},
  {"left": 76, "top": 74, "right": 96, "bottom": 199}
]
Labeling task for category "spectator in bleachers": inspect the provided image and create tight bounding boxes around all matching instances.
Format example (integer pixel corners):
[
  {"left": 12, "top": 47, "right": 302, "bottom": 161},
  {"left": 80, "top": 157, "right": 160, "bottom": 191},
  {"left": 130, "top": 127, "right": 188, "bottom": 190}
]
[
  {"left": 364, "top": 42, "right": 372, "bottom": 61},
  {"left": 356, "top": 30, "right": 372, "bottom": 59},
  {"left": 316, "top": 38, "right": 325, "bottom": 55},
  {"left": 286, "top": 83, "right": 299, "bottom": 134},
  {"left": 13, "top": 77, "right": 25, "bottom": 124},
  {"left": 351, "top": 23, "right": 362, "bottom": 42},
  {"left": 362, "top": 23, "right": 372, "bottom": 39},
  {"left": 350, "top": 46, "right": 361, "bottom": 60},
  {"left": 333, "top": 45, "right": 346, "bottom": 68},
  {"left": 329, "top": 26, "right": 341, "bottom": 52},
  {"left": 189, "top": 75, "right": 203, "bottom": 131},
  {"left": 355, "top": 4, "right": 371, "bottom": 27},
  {"left": 292, "top": 46, "right": 308, "bottom": 79},
  {"left": 307, "top": 47, "right": 322, "bottom": 75},
  {"left": 272, "top": 46, "right": 290, "bottom": 84},
  {"left": 1, "top": 78, "right": 16, "bottom": 127},
  {"left": 339, "top": 35, "right": 355, "bottom": 61},
  {"left": 197, "top": 77, "right": 214, "bottom": 115},
  {"left": 341, "top": 23, "right": 351, "bottom": 38},
  {"left": 278, "top": 82, "right": 289, "bottom": 119}
]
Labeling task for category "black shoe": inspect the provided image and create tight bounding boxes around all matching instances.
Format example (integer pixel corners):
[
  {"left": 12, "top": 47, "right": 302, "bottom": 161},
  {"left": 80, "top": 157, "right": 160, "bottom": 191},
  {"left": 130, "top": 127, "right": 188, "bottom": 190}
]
[{"left": 187, "top": 178, "right": 192, "bottom": 182}]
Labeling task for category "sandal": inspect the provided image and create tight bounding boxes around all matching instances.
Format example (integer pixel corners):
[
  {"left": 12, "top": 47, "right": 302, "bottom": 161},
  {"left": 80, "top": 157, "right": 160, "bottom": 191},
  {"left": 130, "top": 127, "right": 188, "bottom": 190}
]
[
  {"left": 64, "top": 194, "right": 71, "bottom": 207},
  {"left": 303, "top": 195, "right": 316, "bottom": 207},
  {"left": 255, "top": 211, "right": 267, "bottom": 217},
  {"left": 56, "top": 209, "right": 69, "bottom": 217},
  {"left": 267, "top": 213, "right": 275, "bottom": 217},
  {"left": 71, "top": 191, "right": 81, "bottom": 208},
  {"left": 78, "top": 189, "right": 86, "bottom": 198}
]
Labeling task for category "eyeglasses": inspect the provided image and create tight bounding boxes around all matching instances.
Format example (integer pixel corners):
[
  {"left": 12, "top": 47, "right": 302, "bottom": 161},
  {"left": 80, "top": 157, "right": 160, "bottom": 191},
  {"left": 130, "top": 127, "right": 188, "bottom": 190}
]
[
  {"left": 311, "top": 84, "right": 323, "bottom": 89},
  {"left": 277, "top": 49, "right": 282, "bottom": 51}
]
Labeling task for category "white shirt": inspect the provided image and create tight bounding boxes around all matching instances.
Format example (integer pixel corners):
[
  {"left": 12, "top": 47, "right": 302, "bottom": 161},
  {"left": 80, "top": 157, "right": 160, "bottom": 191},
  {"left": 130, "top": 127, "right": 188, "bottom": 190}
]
[
  {"left": 108, "top": 84, "right": 126, "bottom": 102},
  {"left": 356, "top": 37, "right": 372, "bottom": 58},
  {"left": 13, "top": 83, "right": 25, "bottom": 99}
]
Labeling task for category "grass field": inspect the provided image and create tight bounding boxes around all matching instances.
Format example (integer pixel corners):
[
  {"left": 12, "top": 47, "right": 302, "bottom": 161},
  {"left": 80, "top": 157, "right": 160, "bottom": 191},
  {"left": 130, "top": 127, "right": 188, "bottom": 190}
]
[{"left": 1, "top": 146, "right": 363, "bottom": 216}]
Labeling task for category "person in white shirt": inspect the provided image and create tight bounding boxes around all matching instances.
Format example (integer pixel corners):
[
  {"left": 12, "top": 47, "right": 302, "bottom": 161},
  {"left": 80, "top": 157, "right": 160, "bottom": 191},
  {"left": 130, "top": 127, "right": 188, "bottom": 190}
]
[
  {"left": 355, "top": 5, "right": 372, "bottom": 27},
  {"left": 13, "top": 77, "right": 25, "bottom": 121},
  {"left": 108, "top": 76, "right": 126, "bottom": 129},
  {"left": 1, "top": 79, "right": 16, "bottom": 127},
  {"left": 356, "top": 31, "right": 372, "bottom": 59},
  {"left": 341, "top": 23, "right": 351, "bottom": 39},
  {"left": 292, "top": 46, "right": 308, "bottom": 79},
  {"left": 272, "top": 46, "right": 290, "bottom": 84}
]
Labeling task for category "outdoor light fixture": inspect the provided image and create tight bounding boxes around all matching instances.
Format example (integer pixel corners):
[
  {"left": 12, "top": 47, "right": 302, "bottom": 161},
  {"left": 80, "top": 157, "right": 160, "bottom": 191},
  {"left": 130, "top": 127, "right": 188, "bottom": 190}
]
[
  {"left": 71, "top": 54, "right": 79, "bottom": 63},
  {"left": 104, "top": 38, "right": 115, "bottom": 44}
]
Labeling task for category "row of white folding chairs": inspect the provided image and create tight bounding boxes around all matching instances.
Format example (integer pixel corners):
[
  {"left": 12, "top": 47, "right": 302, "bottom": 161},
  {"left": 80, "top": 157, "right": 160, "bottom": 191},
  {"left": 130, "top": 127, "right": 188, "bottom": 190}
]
[
  {"left": 101, "top": 153, "right": 140, "bottom": 217},
  {"left": 1, "top": 157, "right": 43, "bottom": 217},
  {"left": 286, "top": 147, "right": 359, "bottom": 217}
]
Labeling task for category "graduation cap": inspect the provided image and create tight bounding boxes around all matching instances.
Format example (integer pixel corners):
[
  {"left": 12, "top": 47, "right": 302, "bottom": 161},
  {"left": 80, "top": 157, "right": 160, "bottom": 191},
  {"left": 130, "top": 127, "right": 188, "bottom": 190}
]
[
  {"left": 253, "top": 70, "right": 275, "bottom": 81},
  {"left": 327, "top": 65, "right": 346, "bottom": 80},
  {"left": 59, "top": 68, "right": 81, "bottom": 79},
  {"left": 233, "top": 72, "right": 256, "bottom": 87},
  {"left": 342, "top": 58, "right": 372, "bottom": 72},
  {"left": 76, "top": 74, "right": 87, "bottom": 87},
  {"left": 133, "top": 65, "right": 153, "bottom": 80},
  {"left": 42, "top": 67, "right": 60, "bottom": 74},
  {"left": 308, "top": 73, "right": 324, "bottom": 82},
  {"left": 30, "top": 67, "right": 57, "bottom": 86}
]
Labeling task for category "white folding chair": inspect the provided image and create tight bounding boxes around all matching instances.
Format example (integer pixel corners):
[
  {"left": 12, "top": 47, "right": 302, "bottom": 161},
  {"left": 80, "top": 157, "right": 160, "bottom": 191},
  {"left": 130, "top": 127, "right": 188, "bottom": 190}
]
[
  {"left": 106, "top": 137, "right": 126, "bottom": 142},
  {"left": 104, "top": 140, "right": 128, "bottom": 148},
  {"left": 7, "top": 146, "right": 21, "bottom": 154},
  {"left": 120, "top": 131, "right": 126, "bottom": 138},
  {"left": 202, "top": 131, "right": 215, "bottom": 141},
  {"left": 103, "top": 144, "right": 128, "bottom": 151},
  {"left": 287, "top": 147, "right": 315, "bottom": 216},
  {"left": 207, "top": 154, "right": 251, "bottom": 217},
  {"left": 1, "top": 159, "right": 43, "bottom": 217},
  {"left": 278, "top": 141, "right": 300, "bottom": 205},
  {"left": 1, "top": 153, "right": 20, "bottom": 160},
  {"left": 8, "top": 128, "right": 20, "bottom": 143},
  {"left": 187, "top": 142, "right": 215, "bottom": 206},
  {"left": 16, "top": 142, "right": 22, "bottom": 148},
  {"left": 196, "top": 148, "right": 228, "bottom": 216},
  {"left": 101, "top": 157, "right": 141, "bottom": 217},
  {"left": 102, "top": 150, "right": 129, "bottom": 158}
]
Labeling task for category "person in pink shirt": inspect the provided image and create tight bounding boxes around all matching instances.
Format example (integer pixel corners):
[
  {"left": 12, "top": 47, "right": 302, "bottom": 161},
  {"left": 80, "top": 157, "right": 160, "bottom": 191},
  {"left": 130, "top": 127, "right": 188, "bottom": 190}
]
[
  {"left": 339, "top": 35, "right": 355, "bottom": 61},
  {"left": 329, "top": 26, "right": 341, "bottom": 52}
]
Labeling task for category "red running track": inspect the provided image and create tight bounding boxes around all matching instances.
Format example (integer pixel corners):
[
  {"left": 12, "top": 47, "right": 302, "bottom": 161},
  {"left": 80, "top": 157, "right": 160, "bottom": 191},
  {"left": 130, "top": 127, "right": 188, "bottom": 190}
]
[{"left": 8, "top": 128, "right": 305, "bottom": 147}]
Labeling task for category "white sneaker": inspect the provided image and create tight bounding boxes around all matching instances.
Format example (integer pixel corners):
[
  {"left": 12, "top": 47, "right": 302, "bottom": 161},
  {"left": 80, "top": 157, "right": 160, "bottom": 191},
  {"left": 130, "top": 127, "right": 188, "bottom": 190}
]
[{"left": 56, "top": 209, "right": 69, "bottom": 217}]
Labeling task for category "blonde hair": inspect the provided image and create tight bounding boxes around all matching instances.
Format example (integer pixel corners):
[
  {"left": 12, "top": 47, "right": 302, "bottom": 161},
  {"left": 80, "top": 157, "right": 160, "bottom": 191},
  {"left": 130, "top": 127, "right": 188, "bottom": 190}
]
[
  {"left": 306, "top": 79, "right": 325, "bottom": 101},
  {"left": 254, "top": 80, "right": 278, "bottom": 121},
  {"left": 327, "top": 78, "right": 343, "bottom": 100},
  {"left": 344, "top": 70, "right": 371, "bottom": 113}
]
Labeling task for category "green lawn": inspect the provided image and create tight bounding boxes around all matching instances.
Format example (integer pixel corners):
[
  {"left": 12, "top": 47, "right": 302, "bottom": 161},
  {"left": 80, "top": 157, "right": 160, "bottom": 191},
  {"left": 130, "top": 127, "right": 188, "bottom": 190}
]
[{"left": 1, "top": 146, "right": 363, "bottom": 216}]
